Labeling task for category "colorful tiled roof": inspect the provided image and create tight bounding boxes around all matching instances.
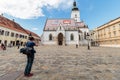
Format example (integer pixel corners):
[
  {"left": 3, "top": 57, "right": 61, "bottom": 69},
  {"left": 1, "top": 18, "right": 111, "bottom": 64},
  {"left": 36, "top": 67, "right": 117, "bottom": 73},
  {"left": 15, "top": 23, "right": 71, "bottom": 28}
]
[{"left": 44, "top": 18, "right": 87, "bottom": 31}]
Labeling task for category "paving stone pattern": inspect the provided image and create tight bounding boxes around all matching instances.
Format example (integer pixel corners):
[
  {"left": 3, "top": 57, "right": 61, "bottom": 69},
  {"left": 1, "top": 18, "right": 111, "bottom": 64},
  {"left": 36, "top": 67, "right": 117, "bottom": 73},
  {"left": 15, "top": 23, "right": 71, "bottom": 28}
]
[{"left": 0, "top": 46, "right": 120, "bottom": 80}]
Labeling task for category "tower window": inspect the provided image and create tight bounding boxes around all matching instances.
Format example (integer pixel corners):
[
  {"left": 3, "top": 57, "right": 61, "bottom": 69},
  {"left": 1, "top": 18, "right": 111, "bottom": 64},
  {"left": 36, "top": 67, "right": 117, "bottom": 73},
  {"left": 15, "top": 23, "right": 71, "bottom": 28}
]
[{"left": 75, "top": 14, "right": 77, "bottom": 18}]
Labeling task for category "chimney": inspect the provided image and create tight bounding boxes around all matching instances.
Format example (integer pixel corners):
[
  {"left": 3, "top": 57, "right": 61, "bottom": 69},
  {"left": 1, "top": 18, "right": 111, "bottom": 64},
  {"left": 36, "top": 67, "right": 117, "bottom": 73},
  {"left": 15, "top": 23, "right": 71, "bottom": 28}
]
[
  {"left": 1, "top": 13, "right": 3, "bottom": 16},
  {"left": 12, "top": 19, "right": 15, "bottom": 22}
]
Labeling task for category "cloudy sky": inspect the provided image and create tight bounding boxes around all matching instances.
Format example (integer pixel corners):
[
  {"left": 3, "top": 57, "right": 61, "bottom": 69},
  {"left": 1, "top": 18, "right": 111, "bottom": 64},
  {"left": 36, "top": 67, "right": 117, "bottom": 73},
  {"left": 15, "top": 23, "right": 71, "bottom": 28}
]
[{"left": 0, "top": 0, "right": 120, "bottom": 35}]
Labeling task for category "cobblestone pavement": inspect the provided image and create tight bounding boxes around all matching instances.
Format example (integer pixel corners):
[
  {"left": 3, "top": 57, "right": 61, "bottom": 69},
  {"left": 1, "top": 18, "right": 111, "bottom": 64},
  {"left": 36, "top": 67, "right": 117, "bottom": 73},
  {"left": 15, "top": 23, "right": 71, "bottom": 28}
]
[{"left": 0, "top": 46, "right": 120, "bottom": 80}]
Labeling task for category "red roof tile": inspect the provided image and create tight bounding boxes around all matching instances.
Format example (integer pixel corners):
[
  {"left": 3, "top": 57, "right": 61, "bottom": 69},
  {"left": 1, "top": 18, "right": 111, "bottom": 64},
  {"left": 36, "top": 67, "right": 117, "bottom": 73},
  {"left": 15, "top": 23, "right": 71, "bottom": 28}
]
[
  {"left": 0, "top": 16, "right": 40, "bottom": 39},
  {"left": 25, "top": 29, "right": 40, "bottom": 39},
  {"left": 0, "top": 16, "right": 27, "bottom": 34}
]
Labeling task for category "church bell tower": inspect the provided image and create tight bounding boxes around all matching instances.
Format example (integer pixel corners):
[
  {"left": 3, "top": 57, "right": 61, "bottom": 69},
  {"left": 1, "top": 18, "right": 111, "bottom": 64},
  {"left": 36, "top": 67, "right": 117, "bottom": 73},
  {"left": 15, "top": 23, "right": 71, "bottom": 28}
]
[{"left": 71, "top": 0, "right": 80, "bottom": 22}]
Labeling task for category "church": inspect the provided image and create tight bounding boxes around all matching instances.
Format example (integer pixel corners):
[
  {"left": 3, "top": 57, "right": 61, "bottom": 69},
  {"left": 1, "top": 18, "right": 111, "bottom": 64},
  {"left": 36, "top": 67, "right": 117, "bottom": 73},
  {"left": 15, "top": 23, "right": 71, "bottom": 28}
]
[{"left": 41, "top": 0, "right": 89, "bottom": 46}]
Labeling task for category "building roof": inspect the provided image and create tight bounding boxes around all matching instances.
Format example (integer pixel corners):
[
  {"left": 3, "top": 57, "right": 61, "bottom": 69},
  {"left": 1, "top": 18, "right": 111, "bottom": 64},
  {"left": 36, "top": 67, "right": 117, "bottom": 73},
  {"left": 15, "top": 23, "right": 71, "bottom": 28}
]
[
  {"left": 0, "top": 15, "right": 28, "bottom": 34},
  {"left": 72, "top": 0, "right": 79, "bottom": 11},
  {"left": 98, "top": 17, "right": 120, "bottom": 29},
  {"left": 0, "top": 15, "right": 40, "bottom": 39},
  {"left": 76, "top": 22, "right": 88, "bottom": 28},
  {"left": 26, "top": 29, "right": 40, "bottom": 39},
  {"left": 44, "top": 18, "right": 87, "bottom": 31}
]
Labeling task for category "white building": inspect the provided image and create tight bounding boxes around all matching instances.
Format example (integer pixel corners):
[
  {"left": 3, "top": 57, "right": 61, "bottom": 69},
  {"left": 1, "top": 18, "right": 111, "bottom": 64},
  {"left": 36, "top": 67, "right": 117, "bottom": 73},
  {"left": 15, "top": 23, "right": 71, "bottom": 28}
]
[{"left": 41, "top": 0, "right": 89, "bottom": 46}]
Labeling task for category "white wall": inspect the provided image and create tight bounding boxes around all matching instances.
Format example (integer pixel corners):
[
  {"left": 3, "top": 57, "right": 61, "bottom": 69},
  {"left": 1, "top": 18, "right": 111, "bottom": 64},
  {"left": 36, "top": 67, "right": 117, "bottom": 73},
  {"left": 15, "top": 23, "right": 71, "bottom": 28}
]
[
  {"left": 80, "top": 28, "right": 89, "bottom": 33},
  {"left": 79, "top": 28, "right": 89, "bottom": 45},
  {"left": 41, "top": 30, "right": 79, "bottom": 45},
  {"left": 65, "top": 31, "right": 78, "bottom": 45},
  {"left": 41, "top": 31, "right": 56, "bottom": 45},
  {"left": 71, "top": 11, "right": 80, "bottom": 22}
]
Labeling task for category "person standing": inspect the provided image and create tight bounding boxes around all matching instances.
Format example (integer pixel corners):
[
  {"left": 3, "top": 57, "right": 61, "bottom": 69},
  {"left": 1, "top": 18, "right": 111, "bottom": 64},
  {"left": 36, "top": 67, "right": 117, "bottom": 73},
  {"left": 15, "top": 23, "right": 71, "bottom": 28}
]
[
  {"left": 24, "top": 37, "right": 36, "bottom": 77},
  {"left": 1, "top": 43, "right": 6, "bottom": 50},
  {"left": 17, "top": 43, "right": 20, "bottom": 49}
]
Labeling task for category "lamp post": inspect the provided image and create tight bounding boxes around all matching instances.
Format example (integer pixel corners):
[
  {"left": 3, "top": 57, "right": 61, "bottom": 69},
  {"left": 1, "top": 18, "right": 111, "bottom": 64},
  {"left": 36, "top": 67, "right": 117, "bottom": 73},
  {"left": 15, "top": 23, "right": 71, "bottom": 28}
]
[{"left": 86, "top": 33, "right": 90, "bottom": 50}]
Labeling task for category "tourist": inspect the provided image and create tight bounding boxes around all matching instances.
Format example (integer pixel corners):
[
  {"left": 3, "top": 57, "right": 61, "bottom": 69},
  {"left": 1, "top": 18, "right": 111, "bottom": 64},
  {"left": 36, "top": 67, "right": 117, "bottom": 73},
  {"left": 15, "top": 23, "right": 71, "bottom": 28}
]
[
  {"left": 17, "top": 43, "right": 20, "bottom": 49},
  {"left": 1, "top": 43, "right": 6, "bottom": 50},
  {"left": 24, "top": 37, "right": 36, "bottom": 77},
  {"left": 76, "top": 44, "right": 78, "bottom": 48}
]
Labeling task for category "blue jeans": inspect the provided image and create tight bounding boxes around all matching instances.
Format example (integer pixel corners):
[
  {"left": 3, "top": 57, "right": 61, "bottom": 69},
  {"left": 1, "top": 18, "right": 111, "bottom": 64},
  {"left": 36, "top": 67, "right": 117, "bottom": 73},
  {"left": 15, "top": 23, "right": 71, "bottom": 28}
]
[{"left": 24, "top": 53, "right": 34, "bottom": 75}]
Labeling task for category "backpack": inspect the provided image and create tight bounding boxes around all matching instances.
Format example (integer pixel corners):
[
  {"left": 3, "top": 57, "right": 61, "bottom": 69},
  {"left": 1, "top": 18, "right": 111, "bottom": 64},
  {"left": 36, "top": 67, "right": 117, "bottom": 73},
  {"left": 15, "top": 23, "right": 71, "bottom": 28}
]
[{"left": 20, "top": 47, "right": 32, "bottom": 55}]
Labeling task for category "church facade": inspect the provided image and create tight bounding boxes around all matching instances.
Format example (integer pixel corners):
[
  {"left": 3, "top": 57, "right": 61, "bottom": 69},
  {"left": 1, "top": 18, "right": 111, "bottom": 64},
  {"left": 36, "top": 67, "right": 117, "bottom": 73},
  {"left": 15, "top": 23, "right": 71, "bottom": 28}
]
[{"left": 41, "top": 1, "right": 89, "bottom": 46}]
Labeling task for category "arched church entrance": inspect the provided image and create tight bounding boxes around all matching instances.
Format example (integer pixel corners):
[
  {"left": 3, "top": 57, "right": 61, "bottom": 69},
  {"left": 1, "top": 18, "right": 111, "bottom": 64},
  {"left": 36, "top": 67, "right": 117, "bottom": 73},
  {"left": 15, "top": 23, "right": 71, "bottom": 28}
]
[{"left": 58, "top": 33, "right": 63, "bottom": 45}]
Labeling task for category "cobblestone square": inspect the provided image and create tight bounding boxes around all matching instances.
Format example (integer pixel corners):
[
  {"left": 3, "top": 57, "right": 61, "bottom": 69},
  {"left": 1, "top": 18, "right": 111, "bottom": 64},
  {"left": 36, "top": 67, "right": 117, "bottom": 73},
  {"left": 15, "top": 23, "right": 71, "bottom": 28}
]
[{"left": 0, "top": 46, "right": 120, "bottom": 80}]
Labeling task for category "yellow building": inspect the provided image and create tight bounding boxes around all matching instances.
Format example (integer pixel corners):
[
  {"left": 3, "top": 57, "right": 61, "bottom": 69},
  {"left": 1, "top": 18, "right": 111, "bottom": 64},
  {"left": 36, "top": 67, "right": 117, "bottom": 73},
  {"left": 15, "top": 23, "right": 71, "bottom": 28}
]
[
  {"left": 91, "top": 17, "right": 120, "bottom": 47},
  {"left": 0, "top": 15, "right": 40, "bottom": 47},
  {"left": 26, "top": 30, "right": 40, "bottom": 45}
]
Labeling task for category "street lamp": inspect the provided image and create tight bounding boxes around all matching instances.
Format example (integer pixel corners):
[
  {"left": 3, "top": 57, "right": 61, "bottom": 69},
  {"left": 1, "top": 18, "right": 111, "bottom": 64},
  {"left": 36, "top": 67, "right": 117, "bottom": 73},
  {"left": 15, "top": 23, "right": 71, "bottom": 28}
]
[{"left": 86, "top": 33, "right": 90, "bottom": 50}]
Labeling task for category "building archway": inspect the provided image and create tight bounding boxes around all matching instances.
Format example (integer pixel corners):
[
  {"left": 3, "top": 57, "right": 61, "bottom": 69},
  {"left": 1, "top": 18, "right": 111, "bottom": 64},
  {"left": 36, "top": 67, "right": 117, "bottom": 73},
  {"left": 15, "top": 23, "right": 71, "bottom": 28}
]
[{"left": 58, "top": 33, "right": 63, "bottom": 45}]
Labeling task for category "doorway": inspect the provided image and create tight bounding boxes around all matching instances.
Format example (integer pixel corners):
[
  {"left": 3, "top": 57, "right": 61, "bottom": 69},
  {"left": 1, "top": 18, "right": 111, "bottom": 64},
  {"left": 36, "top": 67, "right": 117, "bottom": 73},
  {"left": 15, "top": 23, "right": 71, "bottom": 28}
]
[{"left": 58, "top": 33, "right": 63, "bottom": 45}]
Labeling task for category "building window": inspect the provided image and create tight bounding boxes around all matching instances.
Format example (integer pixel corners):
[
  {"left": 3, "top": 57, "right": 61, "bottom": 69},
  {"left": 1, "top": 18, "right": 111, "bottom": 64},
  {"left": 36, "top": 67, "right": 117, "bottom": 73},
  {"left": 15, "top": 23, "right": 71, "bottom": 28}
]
[
  {"left": 113, "top": 31, "right": 116, "bottom": 36},
  {"left": 5, "top": 31, "right": 9, "bottom": 36},
  {"left": 19, "top": 34, "right": 22, "bottom": 38},
  {"left": 104, "top": 29, "right": 106, "bottom": 35},
  {"left": 113, "top": 26, "right": 115, "bottom": 30},
  {"left": 0, "top": 40, "right": 1, "bottom": 44},
  {"left": 11, "top": 32, "right": 14, "bottom": 37},
  {"left": 5, "top": 31, "right": 7, "bottom": 36},
  {"left": 1, "top": 30, "right": 4, "bottom": 35},
  {"left": 79, "top": 35, "right": 81, "bottom": 41},
  {"left": 15, "top": 34, "right": 19, "bottom": 38},
  {"left": 7, "top": 32, "right": 9, "bottom": 36},
  {"left": 49, "top": 34, "right": 52, "bottom": 41},
  {"left": 25, "top": 36, "right": 27, "bottom": 39},
  {"left": 108, "top": 27, "right": 110, "bottom": 32},
  {"left": 0, "top": 29, "right": 1, "bottom": 35},
  {"left": 109, "top": 33, "right": 111, "bottom": 38},
  {"left": 75, "top": 14, "right": 77, "bottom": 18},
  {"left": 23, "top": 35, "right": 25, "bottom": 38},
  {"left": 70, "top": 34, "right": 74, "bottom": 41}
]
